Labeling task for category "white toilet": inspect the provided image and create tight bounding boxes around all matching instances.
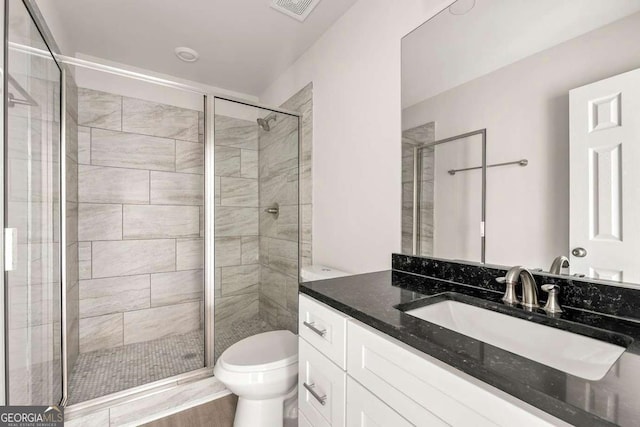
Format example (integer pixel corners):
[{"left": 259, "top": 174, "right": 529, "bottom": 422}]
[{"left": 214, "top": 330, "right": 298, "bottom": 427}]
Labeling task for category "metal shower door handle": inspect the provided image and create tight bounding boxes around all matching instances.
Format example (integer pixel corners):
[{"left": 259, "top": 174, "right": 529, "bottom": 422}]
[
  {"left": 4, "top": 228, "right": 17, "bottom": 271},
  {"left": 571, "top": 247, "right": 587, "bottom": 258}
]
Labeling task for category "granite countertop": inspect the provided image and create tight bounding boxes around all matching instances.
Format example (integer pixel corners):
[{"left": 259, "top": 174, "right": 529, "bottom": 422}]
[{"left": 299, "top": 270, "right": 640, "bottom": 426}]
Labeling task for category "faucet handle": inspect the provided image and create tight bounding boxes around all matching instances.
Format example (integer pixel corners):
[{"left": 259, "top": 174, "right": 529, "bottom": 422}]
[
  {"left": 542, "top": 284, "right": 563, "bottom": 314},
  {"left": 498, "top": 276, "right": 519, "bottom": 305}
]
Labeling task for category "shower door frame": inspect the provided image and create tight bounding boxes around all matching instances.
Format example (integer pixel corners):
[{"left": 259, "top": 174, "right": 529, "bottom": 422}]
[
  {"left": 6, "top": 0, "right": 303, "bottom": 416},
  {"left": 0, "top": 0, "right": 6, "bottom": 406},
  {"left": 411, "top": 129, "right": 487, "bottom": 262},
  {"left": 206, "top": 96, "right": 303, "bottom": 369},
  {"left": 2, "top": 0, "right": 65, "bottom": 406}
]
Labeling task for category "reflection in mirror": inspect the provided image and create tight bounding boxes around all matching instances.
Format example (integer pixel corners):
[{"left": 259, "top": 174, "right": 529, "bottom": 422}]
[
  {"left": 402, "top": 128, "right": 486, "bottom": 262},
  {"left": 401, "top": 0, "right": 640, "bottom": 286}
]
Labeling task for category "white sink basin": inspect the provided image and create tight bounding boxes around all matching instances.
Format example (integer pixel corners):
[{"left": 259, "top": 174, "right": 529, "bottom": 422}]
[{"left": 405, "top": 300, "right": 626, "bottom": 381}]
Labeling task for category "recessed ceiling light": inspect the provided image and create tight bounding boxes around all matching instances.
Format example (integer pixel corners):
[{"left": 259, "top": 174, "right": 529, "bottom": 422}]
[
  {"left": 449, "top": 0, "right": 476, "bottom": 15},
  {"left": 175, "top": 47, "right": 199, "bottom": 63}
]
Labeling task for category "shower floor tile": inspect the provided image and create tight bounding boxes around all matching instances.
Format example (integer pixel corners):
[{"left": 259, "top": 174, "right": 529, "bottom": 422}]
[
  {"left": 69, "top": 317, "right": 277, "bottom": 405},
  {"left": 68, "top": 330, "right": 204, "bottom": 405}
]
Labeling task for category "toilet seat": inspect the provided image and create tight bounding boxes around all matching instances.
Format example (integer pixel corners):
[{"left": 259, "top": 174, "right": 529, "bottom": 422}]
[{"left": 218, "top": 330, "right": 297, "bottom": 373}]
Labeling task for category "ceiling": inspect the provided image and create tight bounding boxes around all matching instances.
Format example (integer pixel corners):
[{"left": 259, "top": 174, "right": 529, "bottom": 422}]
[
  {"left": 35, "top": 0, "right": 358, "bottom": 97},
  {"left": 402, "top": 0, "right": 640, "bottom": 109}
]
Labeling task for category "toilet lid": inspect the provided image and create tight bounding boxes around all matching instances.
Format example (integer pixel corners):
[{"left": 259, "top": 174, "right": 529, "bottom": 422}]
[{"left": 218, "top": 330, "right": 298, "bottom": 373}]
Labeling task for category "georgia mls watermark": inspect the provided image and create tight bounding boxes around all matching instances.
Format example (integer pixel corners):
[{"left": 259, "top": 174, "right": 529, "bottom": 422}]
[{"left": 0, "top": 406, "right": 64, "bottom": 427}]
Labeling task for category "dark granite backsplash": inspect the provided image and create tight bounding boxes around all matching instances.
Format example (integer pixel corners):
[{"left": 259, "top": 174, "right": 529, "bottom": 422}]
[{"left": 392, "top": 253, "right": 640, "bottom": 321}]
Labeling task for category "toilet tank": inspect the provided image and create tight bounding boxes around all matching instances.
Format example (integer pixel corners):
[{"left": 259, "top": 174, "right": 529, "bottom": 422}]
[{"left": 300, "top": 264, "right": 350, "bottom": 282}]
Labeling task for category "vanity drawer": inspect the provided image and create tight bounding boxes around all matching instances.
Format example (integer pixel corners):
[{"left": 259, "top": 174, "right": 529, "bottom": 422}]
[
  {"left": 299, "top": 338, "right": 346, "bottom": 427},
  {"left": 299, "top": 294, "right": 348, "bottom": 368},
  {"left": 346, "top": 377, "right": 413, "bottom": 427},
  {"left": 298, "top": 410, "right": 313, "bottom": 427},
  {"left": 347, "top": 320, "right": 558, "bottom": 427}
]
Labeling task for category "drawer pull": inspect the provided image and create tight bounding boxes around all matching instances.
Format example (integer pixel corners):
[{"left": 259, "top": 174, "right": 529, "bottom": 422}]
[
  {"left": 303, "top": 321, "right": 327, "bottom": 337},
  {"left": 303, "top": 382, "right": 327, "bottom": 406}
]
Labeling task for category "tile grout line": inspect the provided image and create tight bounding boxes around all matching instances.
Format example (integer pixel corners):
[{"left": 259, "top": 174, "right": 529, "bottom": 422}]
[
  {"left": 80, "top": 121, "right": 202, "bottom": 144},
  {"left": 78, "top": 287, "right": 204, "bottom": 320},
  {"left": 120, "top": 94, "right": 123, "bottom": 132},
  {"left": 80, "top": 161, "right": 205, "bottom": 176}
]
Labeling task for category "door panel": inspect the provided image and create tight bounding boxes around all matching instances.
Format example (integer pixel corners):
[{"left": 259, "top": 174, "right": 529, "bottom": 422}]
[
  {"left": 5, "top": 1, "right": 63, "bottom": 405},
  {"left": 570, "top": 68, "right": 640, "bottom": 283}
]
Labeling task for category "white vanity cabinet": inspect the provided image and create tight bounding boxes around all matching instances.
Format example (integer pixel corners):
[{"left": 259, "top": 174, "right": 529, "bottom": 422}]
[
  {"left": 298, "top": 294, "right": 568, "bottom": 427},
  {"left": 345, "top": 377, "right": 413, "bottom": 427}
]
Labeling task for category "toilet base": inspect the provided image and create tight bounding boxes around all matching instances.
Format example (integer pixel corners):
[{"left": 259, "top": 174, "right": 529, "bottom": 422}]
[
  {"left": 233, "top": 386, "right": 297, "bottom": 427},
  {"left": 234, "top": 396, "right": 284, "bottom": 427}
]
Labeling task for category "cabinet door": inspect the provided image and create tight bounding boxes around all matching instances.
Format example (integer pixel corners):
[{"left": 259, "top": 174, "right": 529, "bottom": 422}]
[
  {"left": 298, "top": 410, "right": 314, "bottom": 427},
  {"left": 299, "top": 338, "right": 346, "bottom": 426},
  {"left": 346, "top": 378, "right": 412, "bottom": 427}
]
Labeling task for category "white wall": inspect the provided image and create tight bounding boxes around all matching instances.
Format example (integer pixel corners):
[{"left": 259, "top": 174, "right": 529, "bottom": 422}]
[
  {"left": 402, "top": 0, "right": 640, "bottom": 109},
  {"left": 403, "top": 12, "right": 640, "bottom": 269},
  {"left": 260, "top": 0, "right": 452, "bottom": 274}
]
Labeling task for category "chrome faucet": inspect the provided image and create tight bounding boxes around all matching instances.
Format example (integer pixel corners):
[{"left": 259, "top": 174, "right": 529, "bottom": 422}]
[
  {"left": 548, "top": 255, "right": 570, "bottom": 275},
  {"left": 499, "top": 266, "right": 539, "bottom": 309}
]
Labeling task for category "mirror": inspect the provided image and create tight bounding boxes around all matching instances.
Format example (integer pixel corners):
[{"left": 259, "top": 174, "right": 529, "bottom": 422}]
[
  {"left": 401, "top": 0, "right": 640, "bottom": 286},
  {"left": 402, "top": 127, "right": 486, "bottom": 262}
]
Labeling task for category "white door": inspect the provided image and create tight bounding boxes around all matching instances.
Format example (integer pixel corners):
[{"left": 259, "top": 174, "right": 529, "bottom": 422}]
[{"left": 569, "top": 67, "right": 640, "bottom": 283}]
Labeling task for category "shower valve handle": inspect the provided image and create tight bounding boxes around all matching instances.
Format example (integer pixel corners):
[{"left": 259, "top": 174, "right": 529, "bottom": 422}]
[{"left": 264, "top": 203, "right": 279, "bottom": 219}]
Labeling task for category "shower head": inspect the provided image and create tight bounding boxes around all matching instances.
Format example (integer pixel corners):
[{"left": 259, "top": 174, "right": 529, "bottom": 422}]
[{"left": 257, "top": 113, "right": 277, "bottom": 131}]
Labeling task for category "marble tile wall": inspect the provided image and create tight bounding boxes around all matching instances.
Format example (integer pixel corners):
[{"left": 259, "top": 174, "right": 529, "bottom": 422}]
[
  {"left": 280, "top": 83, "right": 312, "bottom": 268},
  {"left": 66, "top": 71, "right": 80, "bottom": 375},
  {"left": 258, "top": 109, "right": 301, "bottom": 333},
  {"left": 77, "top": 88, "right": 204, "bottom": 352},
  {"left": 213, "top": 115, "right": 261, "bottom": 335},
  {"left": 252, "top": 84, "right": 311, "bottom": 332},
  {"left": 401, "top": 122, "right": 435, "bottom": 255}
]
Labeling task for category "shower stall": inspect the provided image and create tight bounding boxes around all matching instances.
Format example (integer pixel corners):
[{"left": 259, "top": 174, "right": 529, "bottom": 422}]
[{"left": 1, "top": 0, "right": 301, "bottom": 412}]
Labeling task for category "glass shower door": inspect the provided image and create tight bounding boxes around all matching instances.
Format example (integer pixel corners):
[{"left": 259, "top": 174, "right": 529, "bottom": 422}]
[
  {"left": 213, "top": 98, "right": 300, "bottom": 361},
  {"left": 5, "top": 0, "right": 63, "bottom": 405}
]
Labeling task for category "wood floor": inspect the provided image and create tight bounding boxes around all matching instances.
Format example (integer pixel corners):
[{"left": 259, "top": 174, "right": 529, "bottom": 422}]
[{"left": 142, "top": 394, "right": 237, "bottom": 427}]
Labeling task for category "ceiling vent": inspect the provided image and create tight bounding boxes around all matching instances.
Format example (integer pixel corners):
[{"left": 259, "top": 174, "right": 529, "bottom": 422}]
[{"left": 270, "top": 0, "right": 321, "bottom": 22}]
